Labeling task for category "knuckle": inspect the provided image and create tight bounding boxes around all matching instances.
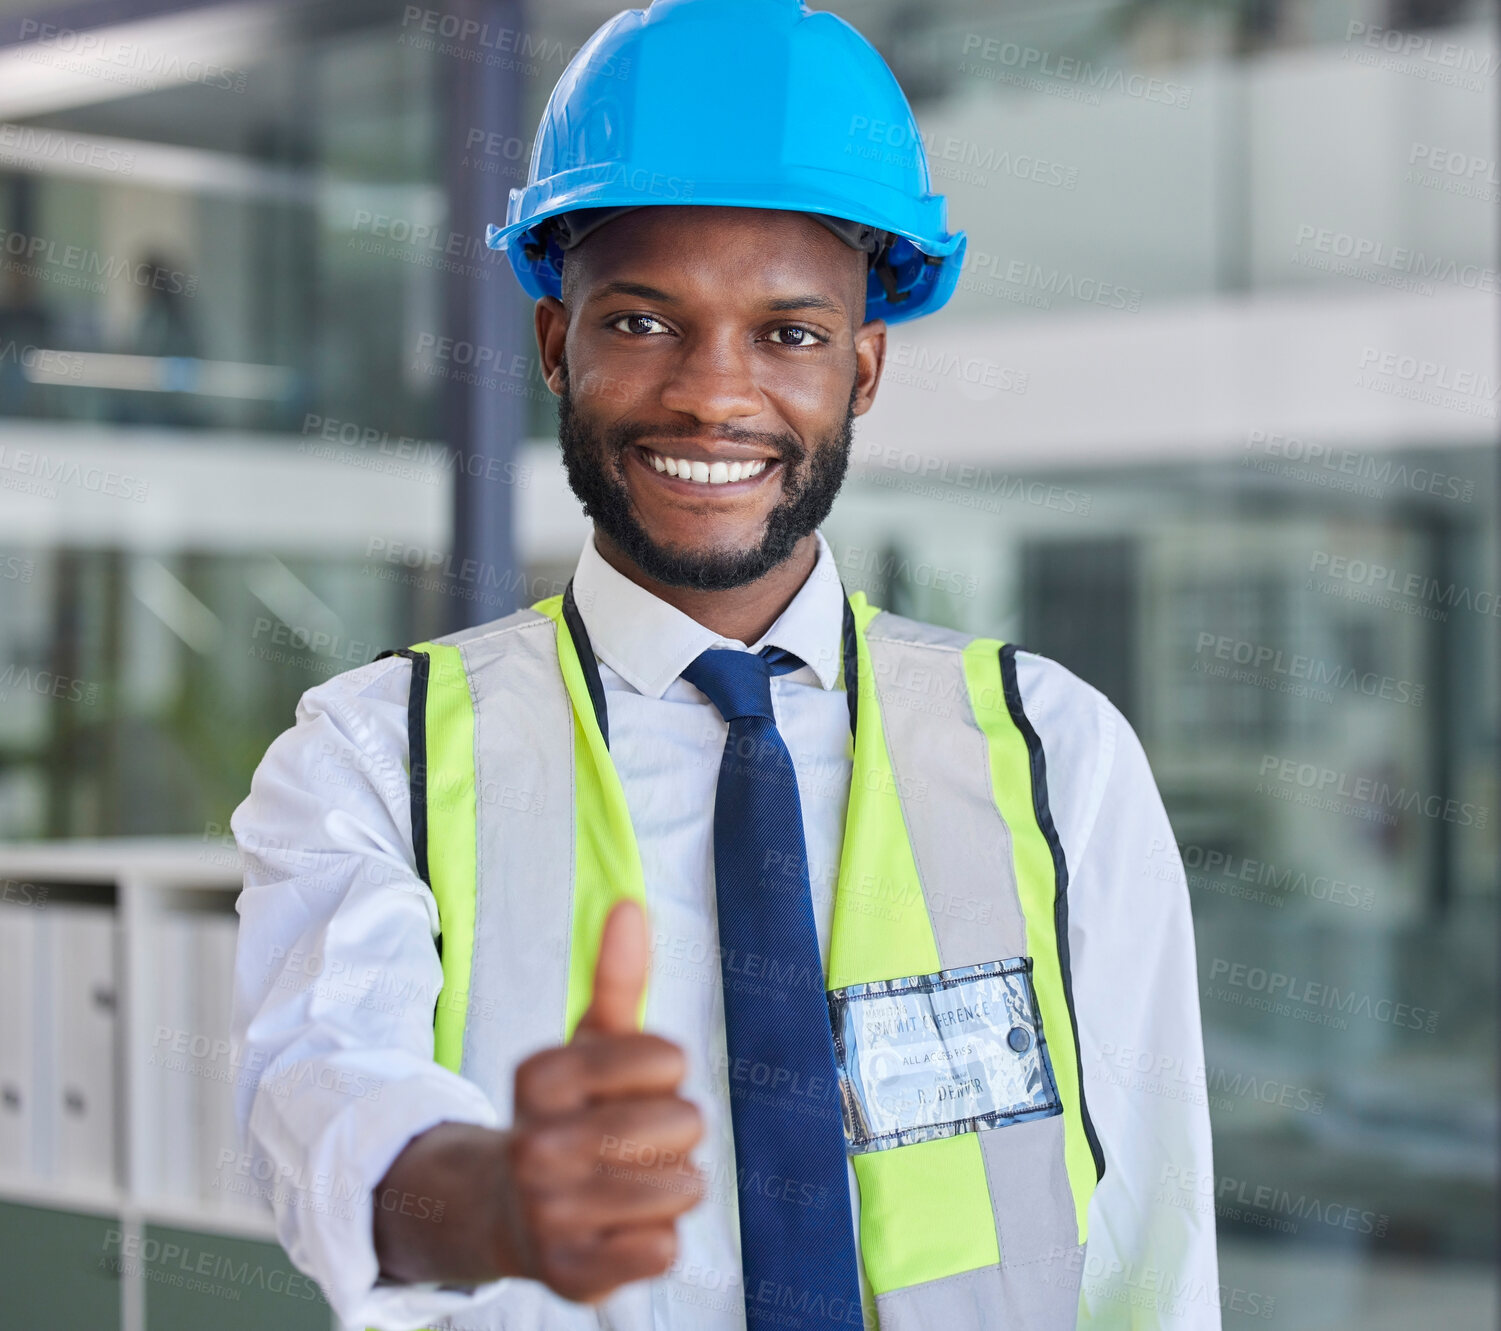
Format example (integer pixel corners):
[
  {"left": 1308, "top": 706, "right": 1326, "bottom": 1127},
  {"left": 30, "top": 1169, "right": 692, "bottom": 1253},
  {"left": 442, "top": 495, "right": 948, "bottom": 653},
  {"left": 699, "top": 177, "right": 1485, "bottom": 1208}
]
[
  {"left": 644, "top": 1036, "right": 687, "bottom": 1081},
  {"left": 672, "top": 1096, "right": 706, "bottom": 1142},
  {"left": 509, "top": 1126, "right": 570, "bottom": 1186},
  {"left": 527, "top": 1190, "right": 582, "bottom": 1243},
  {"left": 513, "top": 1051, "right": 550, "bottom": 1105},
  {"left": 670, "top": 1169, "right": 707, "bottom": 1211},
  {"left": 515, "top": 1047, "right": 578, "bottom": 1113},
  {"left": 643, "top": 1227, "right": 677, "bottom": 1276}
]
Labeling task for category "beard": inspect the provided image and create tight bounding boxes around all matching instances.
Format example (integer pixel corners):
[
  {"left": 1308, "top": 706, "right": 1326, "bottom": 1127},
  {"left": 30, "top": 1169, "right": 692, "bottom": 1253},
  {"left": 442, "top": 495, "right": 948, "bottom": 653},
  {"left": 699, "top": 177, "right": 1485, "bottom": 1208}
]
[{"left": 555, "top": 369, "right": 857, "bottom": 591}]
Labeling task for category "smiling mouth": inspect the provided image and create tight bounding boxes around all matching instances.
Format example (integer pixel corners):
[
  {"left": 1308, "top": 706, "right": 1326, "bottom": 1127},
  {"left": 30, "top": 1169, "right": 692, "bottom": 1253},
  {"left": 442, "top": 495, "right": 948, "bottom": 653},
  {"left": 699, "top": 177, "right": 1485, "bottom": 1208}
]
[{"left": 637, "top": 447, "right": 774, "bottom": 486}]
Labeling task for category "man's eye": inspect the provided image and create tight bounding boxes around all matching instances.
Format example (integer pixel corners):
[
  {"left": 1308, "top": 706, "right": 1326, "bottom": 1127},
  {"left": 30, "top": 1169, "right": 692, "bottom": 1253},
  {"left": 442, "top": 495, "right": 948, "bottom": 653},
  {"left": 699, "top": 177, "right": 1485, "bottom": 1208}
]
[
  {"left": 612, "top": 314, "right": 670, "bottom": 336},
  {"left": 766, "top": 326, "right": 823, "bottom": 347}
]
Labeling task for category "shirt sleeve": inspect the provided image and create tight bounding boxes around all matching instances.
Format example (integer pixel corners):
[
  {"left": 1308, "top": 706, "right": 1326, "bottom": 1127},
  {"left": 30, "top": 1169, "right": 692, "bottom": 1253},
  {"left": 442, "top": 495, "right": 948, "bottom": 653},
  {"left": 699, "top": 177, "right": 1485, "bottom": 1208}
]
[
  {"left": 1017, "top": 653, "right": 1222, "bottom": 1330},
  {"left": 229, "top": 654, "right": 515, "bottom": 1330}
]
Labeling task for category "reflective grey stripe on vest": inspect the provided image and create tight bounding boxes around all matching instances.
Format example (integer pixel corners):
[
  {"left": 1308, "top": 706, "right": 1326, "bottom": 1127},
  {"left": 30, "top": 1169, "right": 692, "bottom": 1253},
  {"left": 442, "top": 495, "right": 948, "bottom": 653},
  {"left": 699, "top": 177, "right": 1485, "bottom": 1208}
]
[
  {"left": 865, "top": 612, "right": 1083, "bottom": 1331},
  {"left": 446, "top": 609, "right": 576, "bottom": 1116},
  {"left": 437, "top": 608, "right": 606, "bottom": 1330}
]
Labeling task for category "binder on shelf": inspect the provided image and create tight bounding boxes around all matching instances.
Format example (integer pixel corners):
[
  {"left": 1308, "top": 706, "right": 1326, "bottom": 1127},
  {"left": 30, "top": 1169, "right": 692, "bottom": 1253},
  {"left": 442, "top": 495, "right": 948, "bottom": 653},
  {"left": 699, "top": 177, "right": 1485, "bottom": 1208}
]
[
  {"left": 49, "top": 903, "right": 119, "bottom": 1191},
  {"left": 193, "top": 912, "right": 259, "bottom": 1212},
  {"left": 0, "top": 840, "right": 282, "bottom": 1266},
  {"left": 0, "top": 904, "right": 39, "bottom": 1178},
  {"left": 148, "top": 911, "right": 199, "bottom": 1202}
]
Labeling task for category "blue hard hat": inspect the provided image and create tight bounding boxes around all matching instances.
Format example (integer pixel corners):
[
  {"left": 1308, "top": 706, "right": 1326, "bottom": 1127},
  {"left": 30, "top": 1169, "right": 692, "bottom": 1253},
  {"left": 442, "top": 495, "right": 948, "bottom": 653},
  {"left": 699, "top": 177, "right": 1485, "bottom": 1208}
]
[{"left": 486, "top": 0, "right": 967, "bottom": 323}]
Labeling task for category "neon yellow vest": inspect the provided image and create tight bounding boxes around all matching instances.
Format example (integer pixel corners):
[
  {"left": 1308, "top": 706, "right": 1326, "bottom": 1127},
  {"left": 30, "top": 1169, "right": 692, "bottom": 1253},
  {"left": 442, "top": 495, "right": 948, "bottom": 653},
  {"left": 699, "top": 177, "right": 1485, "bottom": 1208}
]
[{"left": 390, "top": 588, "right": 1103, "bottom": 1327}]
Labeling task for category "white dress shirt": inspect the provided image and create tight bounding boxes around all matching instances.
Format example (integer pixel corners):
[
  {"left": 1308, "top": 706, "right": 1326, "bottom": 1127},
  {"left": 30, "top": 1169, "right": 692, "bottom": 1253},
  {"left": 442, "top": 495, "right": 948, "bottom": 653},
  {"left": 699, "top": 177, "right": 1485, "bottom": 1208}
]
[{"left": 230, "top": 528, "right": 1219, "bottom": 1330}]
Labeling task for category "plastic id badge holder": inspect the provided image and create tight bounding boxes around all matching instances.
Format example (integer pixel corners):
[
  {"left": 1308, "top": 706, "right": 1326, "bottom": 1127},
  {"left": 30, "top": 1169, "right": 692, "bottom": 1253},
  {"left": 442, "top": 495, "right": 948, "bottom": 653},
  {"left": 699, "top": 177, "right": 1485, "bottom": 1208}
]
[{"left": 829, "top": 957, "right": 1062, "bottom": 1153}]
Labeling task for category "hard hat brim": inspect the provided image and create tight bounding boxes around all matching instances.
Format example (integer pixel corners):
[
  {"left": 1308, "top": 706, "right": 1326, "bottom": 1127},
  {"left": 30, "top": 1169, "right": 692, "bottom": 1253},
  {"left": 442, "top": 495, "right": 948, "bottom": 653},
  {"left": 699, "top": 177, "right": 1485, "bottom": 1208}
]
[{"left": 486, "top": 189, "right": 965, "bottom": 325}]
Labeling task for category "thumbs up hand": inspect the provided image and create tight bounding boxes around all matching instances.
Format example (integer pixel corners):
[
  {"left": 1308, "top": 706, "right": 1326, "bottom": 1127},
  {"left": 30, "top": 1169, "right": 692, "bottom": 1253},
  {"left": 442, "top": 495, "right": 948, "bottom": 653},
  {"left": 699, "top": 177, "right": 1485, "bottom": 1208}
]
[
  {"left": 498, "top": 900, "right": 706, "bottom": 1301},
  {"left": 371, "top": 902, "right": 704, "bottom": 1299}
]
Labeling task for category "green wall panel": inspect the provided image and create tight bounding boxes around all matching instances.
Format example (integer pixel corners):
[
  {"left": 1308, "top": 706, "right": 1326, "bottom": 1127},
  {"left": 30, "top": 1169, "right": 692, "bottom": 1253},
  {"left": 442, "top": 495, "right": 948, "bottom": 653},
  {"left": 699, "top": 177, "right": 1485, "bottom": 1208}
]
[
  {"left": 140, "top": 1223, "right": 329, "bottom": 1331},
  {"left": 0, "top": 1201, "right": 121, "bottom": 1331}
]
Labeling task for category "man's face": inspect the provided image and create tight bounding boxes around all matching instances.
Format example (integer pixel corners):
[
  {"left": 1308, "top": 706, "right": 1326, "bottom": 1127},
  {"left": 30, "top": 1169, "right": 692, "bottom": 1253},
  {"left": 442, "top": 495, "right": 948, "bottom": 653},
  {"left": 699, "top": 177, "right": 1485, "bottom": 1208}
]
[{"left": 535, "top": 207, "right": 887, "bottom": 590}]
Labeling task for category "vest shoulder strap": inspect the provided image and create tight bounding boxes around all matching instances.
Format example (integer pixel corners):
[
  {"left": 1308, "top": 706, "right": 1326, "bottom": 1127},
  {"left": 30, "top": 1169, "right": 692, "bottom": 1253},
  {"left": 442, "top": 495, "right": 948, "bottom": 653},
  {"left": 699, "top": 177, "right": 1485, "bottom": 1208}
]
[
  {"left": 861, "top": 607, "right": 981, "bottom": 653},
  {"left": 376, "top": 606, "right": 559, "bottom": 1072},
  {"left": 428, "top": 604, "right": 553, "bottom": 649}
]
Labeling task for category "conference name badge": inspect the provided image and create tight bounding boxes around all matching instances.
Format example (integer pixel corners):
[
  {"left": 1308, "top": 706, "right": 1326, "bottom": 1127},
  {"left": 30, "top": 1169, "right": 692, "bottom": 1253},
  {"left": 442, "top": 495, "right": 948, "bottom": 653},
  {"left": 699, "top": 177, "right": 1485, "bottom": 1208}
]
[{"left": 828, "top": 957, "right": 1062, "bottom": 1154}]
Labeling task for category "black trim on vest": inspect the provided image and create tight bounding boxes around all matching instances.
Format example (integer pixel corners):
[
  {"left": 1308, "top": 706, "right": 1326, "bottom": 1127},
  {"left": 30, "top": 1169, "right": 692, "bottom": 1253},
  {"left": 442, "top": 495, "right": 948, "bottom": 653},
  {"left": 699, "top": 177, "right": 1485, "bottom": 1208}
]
[
  {"left": 841, "top": 593, "right": 858, "bottom": 739},
  {"left": 999, "top": 641, "right": 1106, "bottom": 1184},
  {"left": 563, "top": 577, "right": 610, "bottom": 749},
  {"left": 375, "top": 647, "right": 432, "bottom": 889}
]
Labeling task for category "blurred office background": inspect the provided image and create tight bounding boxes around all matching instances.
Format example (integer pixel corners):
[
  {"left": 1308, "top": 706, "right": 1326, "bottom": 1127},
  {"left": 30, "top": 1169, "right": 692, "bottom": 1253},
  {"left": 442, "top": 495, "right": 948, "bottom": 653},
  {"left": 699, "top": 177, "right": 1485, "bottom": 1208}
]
[{"left": 0, "top": 0, "right": 1494, "bottom": 1326}]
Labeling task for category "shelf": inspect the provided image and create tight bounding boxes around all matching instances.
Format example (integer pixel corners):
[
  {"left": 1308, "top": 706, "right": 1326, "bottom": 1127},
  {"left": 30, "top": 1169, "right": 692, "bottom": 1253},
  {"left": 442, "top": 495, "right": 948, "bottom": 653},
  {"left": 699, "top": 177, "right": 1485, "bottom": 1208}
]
[
  {"left": 0, "top": 837, "right": 243, "bottom": 888},
  {"left": 135, "top": 1196, "right": 278, "bottom": 1242},
  {"left": 0, "top": 1172, "right": 121, "bottom": 1220}
]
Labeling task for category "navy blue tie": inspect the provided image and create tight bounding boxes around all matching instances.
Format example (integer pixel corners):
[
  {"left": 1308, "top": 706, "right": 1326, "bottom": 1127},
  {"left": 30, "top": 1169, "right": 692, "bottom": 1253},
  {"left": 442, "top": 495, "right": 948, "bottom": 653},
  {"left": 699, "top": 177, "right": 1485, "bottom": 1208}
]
[{"left": 681, "top": 645, "right": 864, "bottom": 1331}]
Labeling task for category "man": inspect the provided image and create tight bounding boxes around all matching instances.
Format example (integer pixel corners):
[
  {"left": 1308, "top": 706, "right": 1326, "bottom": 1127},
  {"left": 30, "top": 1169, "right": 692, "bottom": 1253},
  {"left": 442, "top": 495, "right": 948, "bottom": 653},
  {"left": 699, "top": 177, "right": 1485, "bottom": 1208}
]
[{"left": 231, "top": 1, "right": 1217, "bottom": 1328}]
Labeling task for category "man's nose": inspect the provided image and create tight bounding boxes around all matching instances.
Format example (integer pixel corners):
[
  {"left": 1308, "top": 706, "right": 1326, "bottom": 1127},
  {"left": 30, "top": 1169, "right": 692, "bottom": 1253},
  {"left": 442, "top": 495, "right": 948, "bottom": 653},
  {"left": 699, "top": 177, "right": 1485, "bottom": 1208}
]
[{"left": 657, "top": 332, "right": 762, "bottom": 424}]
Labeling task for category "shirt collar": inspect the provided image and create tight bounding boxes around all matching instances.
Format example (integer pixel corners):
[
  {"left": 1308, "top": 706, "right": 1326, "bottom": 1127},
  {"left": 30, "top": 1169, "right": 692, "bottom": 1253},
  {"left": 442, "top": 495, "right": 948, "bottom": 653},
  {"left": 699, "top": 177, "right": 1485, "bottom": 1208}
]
[{"left": 569, "top": 530, "right": 847, "bottom": 699}]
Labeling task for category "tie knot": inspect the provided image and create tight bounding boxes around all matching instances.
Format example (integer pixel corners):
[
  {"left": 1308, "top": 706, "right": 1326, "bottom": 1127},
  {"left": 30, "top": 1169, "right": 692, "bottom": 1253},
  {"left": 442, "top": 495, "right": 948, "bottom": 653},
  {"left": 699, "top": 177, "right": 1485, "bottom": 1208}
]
[{"left": 681, "top": 645, "right": 803, "bottom": 723}]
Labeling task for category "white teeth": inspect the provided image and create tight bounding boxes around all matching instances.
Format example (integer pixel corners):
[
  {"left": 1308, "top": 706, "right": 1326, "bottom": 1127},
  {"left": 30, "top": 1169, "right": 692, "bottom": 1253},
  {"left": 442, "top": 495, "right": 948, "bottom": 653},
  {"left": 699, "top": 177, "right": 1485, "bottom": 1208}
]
[{"left": 646, "top": 451, "right": 771, "bottom": 483}]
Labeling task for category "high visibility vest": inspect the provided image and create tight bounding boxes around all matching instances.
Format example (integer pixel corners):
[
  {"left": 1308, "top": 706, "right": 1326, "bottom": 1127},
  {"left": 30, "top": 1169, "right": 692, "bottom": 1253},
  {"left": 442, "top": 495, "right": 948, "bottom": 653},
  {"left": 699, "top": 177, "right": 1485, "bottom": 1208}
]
[{"left": 387, "top": 584, "right": 1104, "bottom": 1329}]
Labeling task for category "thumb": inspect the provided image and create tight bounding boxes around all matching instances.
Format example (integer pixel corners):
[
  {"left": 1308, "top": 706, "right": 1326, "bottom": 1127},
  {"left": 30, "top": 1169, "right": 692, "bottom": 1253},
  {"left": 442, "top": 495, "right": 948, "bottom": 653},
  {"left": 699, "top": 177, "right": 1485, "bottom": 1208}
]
[{"left": 574, "top": 899, "right": 649, "bottom": 1038}]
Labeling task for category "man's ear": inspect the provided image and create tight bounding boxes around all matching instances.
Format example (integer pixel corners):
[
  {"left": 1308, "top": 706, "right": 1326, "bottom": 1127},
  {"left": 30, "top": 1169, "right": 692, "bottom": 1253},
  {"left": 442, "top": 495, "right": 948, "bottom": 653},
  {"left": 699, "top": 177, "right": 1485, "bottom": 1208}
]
[
  {"left": 852, "top": 317, "right": 887, "bottom": 416},
  {"left": 535, "top": 295, "right": 568, "bottom": 396}
]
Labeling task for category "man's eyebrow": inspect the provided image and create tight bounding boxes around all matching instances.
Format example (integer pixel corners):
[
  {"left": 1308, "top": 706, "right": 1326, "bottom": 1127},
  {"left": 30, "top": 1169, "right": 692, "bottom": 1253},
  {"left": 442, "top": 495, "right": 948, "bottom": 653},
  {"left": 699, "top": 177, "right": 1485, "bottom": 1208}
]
[
  {"left": 765, "top": 293, "right": 845, "bottom": 315},
  {"left": 589, "top": 280, "right": 676, "bottom": 304},
  {"left": 587, "top": 280, "right": 845, "bottom": 316}
]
